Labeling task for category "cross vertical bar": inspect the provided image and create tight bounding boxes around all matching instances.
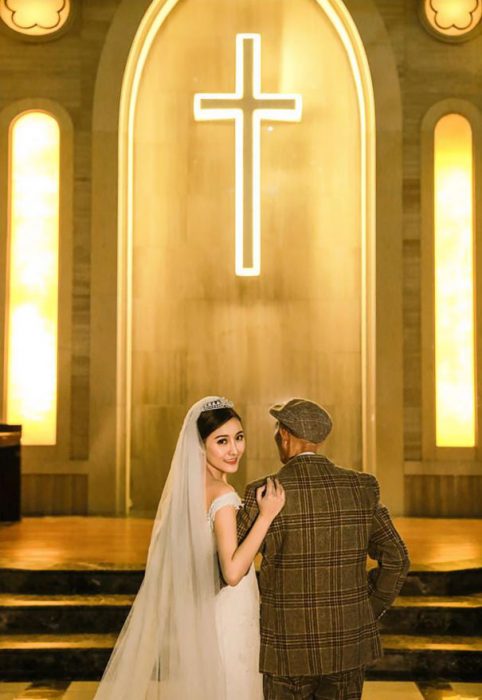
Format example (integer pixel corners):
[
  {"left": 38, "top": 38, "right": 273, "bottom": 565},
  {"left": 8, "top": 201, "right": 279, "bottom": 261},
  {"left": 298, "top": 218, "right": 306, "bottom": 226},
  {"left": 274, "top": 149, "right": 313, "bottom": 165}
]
[
  {"left": 194, "top": 33, "right": 302, "bottom": 276},
  {"left": 241, "top": 36, "right": 254, "bottom": 272}
]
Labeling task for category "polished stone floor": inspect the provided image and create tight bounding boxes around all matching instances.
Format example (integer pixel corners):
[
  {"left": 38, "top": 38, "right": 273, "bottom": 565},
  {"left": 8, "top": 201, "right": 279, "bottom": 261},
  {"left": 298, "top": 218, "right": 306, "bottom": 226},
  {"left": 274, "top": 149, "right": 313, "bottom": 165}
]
[
  {"left": 1, "top": 517, "right": 482, "bottom": 570},
  {"left": 0, "top": 681, "right": 480, "bottom": 699}
]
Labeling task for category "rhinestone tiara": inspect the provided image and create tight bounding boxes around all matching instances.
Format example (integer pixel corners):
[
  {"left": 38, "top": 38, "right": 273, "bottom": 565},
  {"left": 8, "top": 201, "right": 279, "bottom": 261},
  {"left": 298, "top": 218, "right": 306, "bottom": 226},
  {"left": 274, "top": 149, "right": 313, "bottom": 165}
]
[{"left": 201, "top": 397, "right": 234, "bottom": 412}]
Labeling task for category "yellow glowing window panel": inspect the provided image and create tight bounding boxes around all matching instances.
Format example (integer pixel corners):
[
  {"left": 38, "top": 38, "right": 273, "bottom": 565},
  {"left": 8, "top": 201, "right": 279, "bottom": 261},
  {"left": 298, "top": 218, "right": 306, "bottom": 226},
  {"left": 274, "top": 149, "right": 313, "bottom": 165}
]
[
  {"left": 434, "top": 114, "right": 475, "bottom": 447},
  {"left": 6, "top": 111, "right": 60, "bottom": 445},
  {"left": 0, "top": 0, "right": 71, "bottom": 37}
]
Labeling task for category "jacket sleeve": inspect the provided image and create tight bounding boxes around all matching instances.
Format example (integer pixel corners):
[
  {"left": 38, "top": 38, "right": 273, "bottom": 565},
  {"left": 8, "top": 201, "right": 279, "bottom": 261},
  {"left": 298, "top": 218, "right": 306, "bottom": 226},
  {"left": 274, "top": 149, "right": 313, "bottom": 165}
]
[
  {"left": 236, "top": 480, "right": 262, "bottom": 549},
  {"left": 365, "top": 474, "right": 410, "bottom": 619}
]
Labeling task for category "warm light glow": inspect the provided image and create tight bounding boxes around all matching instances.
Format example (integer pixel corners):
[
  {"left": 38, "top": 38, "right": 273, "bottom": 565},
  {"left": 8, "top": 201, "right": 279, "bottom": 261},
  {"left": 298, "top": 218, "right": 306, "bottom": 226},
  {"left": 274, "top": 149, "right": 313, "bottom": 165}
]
[
  {"left": 6, "top": 111, "right": 59, "bottom": 445},
  {"left": 424, "top": 0, "right": 482, "bottom": 38},
  {"left": 194, "top": 33, "right": 302, "bottom": 276},
  {"left": 0, "top": 0, "right": 70, "bottom": 36},
  {"left": 434, "top": 113, "right": 475, "bottom": 447},
  {"left": 119, "top": 0, "right": 376, "bottom": 514}
]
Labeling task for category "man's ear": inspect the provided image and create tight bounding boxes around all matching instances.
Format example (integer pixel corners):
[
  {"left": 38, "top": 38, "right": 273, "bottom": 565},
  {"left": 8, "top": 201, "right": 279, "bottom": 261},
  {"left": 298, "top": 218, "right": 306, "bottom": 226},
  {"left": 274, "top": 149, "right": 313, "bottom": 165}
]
[{"left": 279, "top": 425, "right": 290, "bottom": 441}]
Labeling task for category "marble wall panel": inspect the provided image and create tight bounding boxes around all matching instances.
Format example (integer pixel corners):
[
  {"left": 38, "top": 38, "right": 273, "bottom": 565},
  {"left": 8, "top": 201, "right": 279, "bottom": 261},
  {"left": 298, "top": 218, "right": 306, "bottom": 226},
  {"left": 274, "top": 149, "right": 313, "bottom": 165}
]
[
  {"left": 405, "top": 475, "right": 482, "bottom": 517},
  {"left": 22, "top": 474, "right": 88, "bottom": 515},
  {"left": 128, "top": 0, "right": 364, "bottom": 513},
  {"left": 2, "top": 0, "right": 480, "bottom": 514},
  {"left": 382, "top": 0, "right": 482, "bottom": 467}
]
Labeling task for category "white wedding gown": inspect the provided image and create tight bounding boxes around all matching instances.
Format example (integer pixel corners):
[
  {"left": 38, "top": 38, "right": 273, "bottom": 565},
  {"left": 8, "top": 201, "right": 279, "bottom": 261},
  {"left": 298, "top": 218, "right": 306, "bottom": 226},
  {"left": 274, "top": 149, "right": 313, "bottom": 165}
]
[{"left": 208, "top": 492, "right": 263, "bottom": 699}]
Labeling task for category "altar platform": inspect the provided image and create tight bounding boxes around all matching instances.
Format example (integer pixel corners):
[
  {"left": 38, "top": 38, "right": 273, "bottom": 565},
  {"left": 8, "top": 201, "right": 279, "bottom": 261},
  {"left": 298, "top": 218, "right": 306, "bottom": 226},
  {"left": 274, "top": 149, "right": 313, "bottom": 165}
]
[
  {"left": 0, "top": 517, "right": 481, "bottom": 690},
  {"left": 1, "top": 516, "right": 482, "bottom": 570}
]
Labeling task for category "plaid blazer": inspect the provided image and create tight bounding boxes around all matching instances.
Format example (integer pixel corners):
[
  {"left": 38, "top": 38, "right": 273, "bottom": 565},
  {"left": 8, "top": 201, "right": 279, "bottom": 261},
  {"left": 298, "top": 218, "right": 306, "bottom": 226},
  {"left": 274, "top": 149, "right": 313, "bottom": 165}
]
[{"left": 236, "top": 454, "right": 410, "bottom": 677}]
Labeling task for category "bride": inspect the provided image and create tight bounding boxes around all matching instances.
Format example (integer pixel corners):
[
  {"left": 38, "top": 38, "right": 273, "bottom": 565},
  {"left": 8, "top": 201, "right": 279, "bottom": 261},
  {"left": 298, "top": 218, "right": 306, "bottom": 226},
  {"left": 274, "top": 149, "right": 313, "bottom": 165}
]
[{"left": 94, "top": 396, "right": 285, "bottom": 699}]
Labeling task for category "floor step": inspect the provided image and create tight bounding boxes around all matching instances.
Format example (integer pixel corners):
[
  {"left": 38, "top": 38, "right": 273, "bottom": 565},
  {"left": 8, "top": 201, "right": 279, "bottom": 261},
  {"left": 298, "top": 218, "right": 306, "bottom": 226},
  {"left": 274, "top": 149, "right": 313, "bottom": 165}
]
[
  {"left": 2, "top": 566, "right": 482, "bottom": 597},
  {"left": 1, "top": 593, "right": 481, "bottom": 637},
  {"left": 380, "top": 593, "right": 482, "bottom": 636},
  {"left": 0, "top": 568, "right": 144, "bottom": 595},
  {"left": 0, "top": 633, "right": 115, "bottom": 681},
  {"left": 0, "top": 594, "right": 133, "bottom": 634},
  {"left": 401, "top": 567, "right": 482, "bottom": 596},
  {"left": 370, "top": 635, "right": 482, "bottom": 681},
  {"left": 5, "top": 680, "right": 482, "bottom": 700},
  {"left": 0, "top": 633, "right": 481, "bottom": 681}
]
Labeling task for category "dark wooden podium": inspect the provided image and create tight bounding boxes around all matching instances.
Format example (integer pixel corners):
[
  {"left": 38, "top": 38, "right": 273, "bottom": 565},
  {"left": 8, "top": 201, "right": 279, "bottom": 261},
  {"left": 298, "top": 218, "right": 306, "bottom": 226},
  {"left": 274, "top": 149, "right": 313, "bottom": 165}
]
[{"left": 0, "top": 423, "right": 21, "bottom": 522}]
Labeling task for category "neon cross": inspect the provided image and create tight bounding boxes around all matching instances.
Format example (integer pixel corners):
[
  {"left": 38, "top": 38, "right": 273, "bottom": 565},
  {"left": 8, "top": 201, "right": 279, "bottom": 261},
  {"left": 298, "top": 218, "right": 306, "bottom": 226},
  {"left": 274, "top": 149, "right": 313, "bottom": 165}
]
[{"left": 194, "top": 33, "right": 302, "bottom": 276}]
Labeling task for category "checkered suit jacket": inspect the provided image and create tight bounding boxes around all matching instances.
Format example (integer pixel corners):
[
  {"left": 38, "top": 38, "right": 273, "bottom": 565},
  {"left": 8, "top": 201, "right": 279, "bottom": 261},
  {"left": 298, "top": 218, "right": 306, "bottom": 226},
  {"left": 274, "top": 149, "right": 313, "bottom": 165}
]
[{"left": 236, "top": 454, "right": 410, "bottom": 677}]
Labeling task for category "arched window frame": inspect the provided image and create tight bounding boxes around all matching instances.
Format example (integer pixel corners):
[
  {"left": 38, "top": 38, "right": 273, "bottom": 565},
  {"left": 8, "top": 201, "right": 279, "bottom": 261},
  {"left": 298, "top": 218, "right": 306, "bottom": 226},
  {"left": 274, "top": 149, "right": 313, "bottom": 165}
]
[
  {"left": 0, "top": 99, "right": 73, "bottom": 463},
  {"left": 421, "top": 99, "right": 482, "bottom": 469}
]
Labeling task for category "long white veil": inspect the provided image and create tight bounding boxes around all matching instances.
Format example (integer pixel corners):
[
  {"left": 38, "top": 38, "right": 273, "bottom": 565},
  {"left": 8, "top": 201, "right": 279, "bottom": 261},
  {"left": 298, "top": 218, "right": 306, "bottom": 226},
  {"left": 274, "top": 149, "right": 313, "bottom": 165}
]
[{"left": 94, "top": 397, "right": 226, "bottom": 699}]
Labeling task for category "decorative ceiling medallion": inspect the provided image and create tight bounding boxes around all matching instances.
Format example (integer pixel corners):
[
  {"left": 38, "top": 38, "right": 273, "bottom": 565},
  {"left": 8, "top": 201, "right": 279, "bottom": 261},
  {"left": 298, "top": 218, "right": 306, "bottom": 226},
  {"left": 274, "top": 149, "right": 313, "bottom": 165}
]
[
  {"left": 423, "top": 0, "right": 482, "bottom": 40},
  {"left": 0, "top": 0, "right": 71, "bottom": 37}
]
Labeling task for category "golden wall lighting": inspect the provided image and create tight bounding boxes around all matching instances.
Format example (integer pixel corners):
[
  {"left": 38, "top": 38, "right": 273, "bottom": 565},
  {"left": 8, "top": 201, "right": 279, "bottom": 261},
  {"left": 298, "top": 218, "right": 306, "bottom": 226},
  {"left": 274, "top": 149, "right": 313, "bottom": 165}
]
[
  {"left": 434, "top": 113, "right": 475, "bottom": 447},
  {"left": 423, "top": 0, "right": 482, "bottom": 39},
  {"left": 6, "top": 111, "right": 60, "bottom": 445},
  {"left": 194, "top": 33, "right": 302, "bottom": 277},
  {"left": 0, "top": 0, "right": 70, "bottom": 37}
]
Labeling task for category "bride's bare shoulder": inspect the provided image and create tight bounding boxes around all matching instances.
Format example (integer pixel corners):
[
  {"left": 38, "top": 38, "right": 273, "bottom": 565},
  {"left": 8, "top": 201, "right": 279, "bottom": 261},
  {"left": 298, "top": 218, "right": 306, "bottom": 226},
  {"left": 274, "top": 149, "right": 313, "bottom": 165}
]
[{"left": 206, "top": 481, "right": 236, "bottom": 509}]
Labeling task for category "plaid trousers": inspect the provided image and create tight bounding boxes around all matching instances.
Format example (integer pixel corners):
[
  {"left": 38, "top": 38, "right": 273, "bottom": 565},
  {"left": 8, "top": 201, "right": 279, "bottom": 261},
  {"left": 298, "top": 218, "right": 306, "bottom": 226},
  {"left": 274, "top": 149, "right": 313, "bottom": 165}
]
[{"left": 263, "top": 667, "right": 365, "bottom": 700}]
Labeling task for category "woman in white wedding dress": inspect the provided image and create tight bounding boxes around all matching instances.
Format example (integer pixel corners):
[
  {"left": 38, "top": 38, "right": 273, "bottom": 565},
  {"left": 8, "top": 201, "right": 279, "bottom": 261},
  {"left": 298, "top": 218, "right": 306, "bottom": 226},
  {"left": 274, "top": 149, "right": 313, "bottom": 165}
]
[
  {"left": 94, "top": 396, "right": 285, "bottom": 700},
  {"left": 200, "top": 401, "right": 285, "bottom": 699}
]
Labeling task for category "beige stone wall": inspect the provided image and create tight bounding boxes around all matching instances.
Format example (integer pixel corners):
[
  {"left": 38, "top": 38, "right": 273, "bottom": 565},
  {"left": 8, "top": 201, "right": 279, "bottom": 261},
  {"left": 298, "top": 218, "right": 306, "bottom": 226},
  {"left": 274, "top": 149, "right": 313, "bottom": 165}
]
[
  {"left": 2, "top": 0, "right": 479, "bottom": 515},
  {"left": 0, "top": 1, "right": 123, "bottom": 514},
  {"left": 129, "top": 0, "right": 364, "bottom": 512},
  {"left": 376, "top": 0, "right": 482, "bottom": 513}
]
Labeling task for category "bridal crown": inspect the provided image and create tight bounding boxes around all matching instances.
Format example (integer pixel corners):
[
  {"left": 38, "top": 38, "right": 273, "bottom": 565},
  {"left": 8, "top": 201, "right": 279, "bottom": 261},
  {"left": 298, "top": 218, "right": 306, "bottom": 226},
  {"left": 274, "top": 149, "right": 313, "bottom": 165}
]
[{"left": 201, "top": 397, "right": 234, "bottom": 412}]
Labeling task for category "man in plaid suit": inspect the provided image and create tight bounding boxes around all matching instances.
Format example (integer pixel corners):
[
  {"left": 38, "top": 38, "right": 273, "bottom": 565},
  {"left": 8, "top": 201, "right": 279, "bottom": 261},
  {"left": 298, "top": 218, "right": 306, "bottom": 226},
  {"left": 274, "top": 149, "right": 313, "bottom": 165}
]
[{"left": 237, "top": 398, "right": 410, "bottom": 700}]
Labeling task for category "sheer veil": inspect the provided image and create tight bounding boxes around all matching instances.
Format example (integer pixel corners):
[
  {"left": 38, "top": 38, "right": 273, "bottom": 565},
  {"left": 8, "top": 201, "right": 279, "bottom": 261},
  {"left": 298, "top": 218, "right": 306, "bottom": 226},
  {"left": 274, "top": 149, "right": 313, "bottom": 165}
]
[{"left": 94, "top": 397, "right": 226, "bottom": 699}]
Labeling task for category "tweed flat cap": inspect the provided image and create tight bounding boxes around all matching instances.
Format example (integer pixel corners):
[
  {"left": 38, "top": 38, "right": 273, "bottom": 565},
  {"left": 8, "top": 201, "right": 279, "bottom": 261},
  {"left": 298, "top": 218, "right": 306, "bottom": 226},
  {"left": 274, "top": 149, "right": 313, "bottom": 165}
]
[{"left": 270, "top": 398, "right": 332, "bottom": 443}]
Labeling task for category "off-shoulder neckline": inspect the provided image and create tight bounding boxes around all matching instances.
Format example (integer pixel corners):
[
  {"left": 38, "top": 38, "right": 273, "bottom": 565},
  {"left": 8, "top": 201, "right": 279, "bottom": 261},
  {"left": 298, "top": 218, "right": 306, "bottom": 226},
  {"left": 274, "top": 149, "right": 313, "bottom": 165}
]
[
  {"left": 208, "top": 490, "right": 241, "bottom": 510},
  {"left": 207, "top": 491, "right": 242, "bottom": 527}
]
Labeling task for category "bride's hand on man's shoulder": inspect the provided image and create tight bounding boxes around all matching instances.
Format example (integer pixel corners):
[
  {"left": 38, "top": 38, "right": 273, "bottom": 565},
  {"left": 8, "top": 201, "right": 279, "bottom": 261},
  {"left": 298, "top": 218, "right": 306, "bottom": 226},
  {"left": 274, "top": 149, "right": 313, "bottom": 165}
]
[{"left": 256, "top": 477, "right": 285, "bottom": 521}]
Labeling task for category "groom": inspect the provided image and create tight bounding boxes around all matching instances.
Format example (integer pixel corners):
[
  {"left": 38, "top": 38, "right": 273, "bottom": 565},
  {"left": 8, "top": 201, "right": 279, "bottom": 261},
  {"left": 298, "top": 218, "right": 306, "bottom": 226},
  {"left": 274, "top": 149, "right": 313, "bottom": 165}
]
[{"left": 237, "top": 398, "right": 410, "bottom": 700}]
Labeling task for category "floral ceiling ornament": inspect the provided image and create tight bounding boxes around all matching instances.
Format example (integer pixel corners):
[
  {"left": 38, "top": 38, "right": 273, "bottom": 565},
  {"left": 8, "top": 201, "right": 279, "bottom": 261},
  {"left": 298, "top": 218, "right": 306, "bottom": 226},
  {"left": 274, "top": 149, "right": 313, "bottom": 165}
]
[
  {"left": 423, "top": 0, "right": 482, "bottom": 38},
  {"left": 431, "top": 0, "right": 480, "bottom": 29},
  {"left": 0, "top": 0, "right": 71, "bottom": 37}
]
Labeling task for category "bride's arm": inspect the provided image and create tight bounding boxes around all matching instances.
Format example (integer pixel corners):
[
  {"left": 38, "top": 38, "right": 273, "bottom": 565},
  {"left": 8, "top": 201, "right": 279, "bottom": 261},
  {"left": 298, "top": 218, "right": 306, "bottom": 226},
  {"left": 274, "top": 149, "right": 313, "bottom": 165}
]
[{"left": 213, "top": 478, "right": 285, "bottom": 587}]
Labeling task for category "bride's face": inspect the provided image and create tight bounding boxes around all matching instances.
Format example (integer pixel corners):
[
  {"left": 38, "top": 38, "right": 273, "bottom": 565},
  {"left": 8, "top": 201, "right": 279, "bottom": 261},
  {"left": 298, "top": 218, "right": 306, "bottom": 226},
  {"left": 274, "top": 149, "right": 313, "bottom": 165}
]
[{"left": 205, "top": 417, "right": 245, "bottom": 474}]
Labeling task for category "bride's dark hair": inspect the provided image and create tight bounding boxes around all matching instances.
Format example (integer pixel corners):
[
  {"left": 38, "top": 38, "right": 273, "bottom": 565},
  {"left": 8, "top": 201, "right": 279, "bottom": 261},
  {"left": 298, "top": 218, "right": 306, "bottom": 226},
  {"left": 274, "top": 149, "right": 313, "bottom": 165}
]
[{"left": 197, "top": 407, "right": 242, "bottom": 441}]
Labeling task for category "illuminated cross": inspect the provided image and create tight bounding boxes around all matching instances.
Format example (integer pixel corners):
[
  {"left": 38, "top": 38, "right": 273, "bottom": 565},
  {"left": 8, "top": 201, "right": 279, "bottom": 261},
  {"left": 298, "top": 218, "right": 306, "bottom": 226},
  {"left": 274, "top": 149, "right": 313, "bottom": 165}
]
[{"left": 194, "top": 33, "right": 302, "bottom": 276}]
